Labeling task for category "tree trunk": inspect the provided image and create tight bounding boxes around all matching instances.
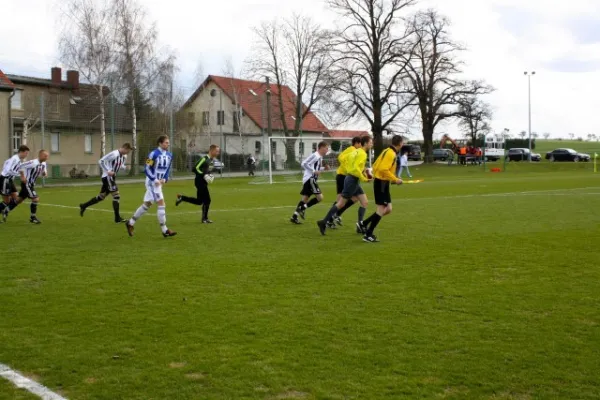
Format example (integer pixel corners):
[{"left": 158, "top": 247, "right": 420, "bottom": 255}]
[
  {"left": 99, "top": 86, "right": 106, "bottom": 156},
  {"left": 422, "top": 120, "right": 435, "bottom": 163},
  {"left": 130, "top": 95, "right": 137, "bottom": 176}
]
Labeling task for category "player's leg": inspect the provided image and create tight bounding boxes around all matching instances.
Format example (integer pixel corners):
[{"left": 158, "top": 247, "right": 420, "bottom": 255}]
[
  {"left": 2, "top": 186, "right": 19, "bottom": 221},
  {"left": 30, "top": 194, "right": 41, "bottom": 224},
  {"left": 126, "top": 183, "right": 155, "bottom": 236},
  {"left": 201, "top": 186, "right": 212, "bottom": 223},
  {"left": 156, "top": 196, "right": 176, "bottom": 237},
  {"left": 177, "top": 177, "right": 205, "bottom": 207},
  {"left": 318, "top": 176, "right": 353, "bottom": 235},
  {"left": 291, "top": 195, "right": 309, "bottom": 223},
  {"left": 108, "top": 177, "right": 124, "bottom": 223},
  {"left": 80, "top": 178, "right": 109, "bottom": 216},
  {"left": 363, "top": 204, "right": 388, "bottom": 242}
]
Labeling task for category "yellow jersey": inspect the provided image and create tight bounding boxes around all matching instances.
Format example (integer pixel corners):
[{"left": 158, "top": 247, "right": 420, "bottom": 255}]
[
  {"left": 373, "top": 146, "right": 399, "bottom": 182},
  {"left": 346, "top": 148, "right": 369, "bottom": 182},
  {"left": 336, "top": 146, "right": 357, "bottom": 175}
]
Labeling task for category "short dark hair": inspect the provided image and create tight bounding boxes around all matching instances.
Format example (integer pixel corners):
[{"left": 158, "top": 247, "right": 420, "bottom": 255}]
[
  {"left": 157, "top": 135, "right": 169, "bottom": 145},
  {"left": 360, "top": 136, "right": 372, "bottom": 146},
  {"left": 209, "top": 144, "right": 220, "bottom": 151},
  {"left": 18, "top": 145, "right": 30, "bottom": 153},
  {"left": 122, "top": 143, "right": 133, "bottom": 150},
  {"left": 391, "top": 135, "right": 404, "bottom": 146},
  {"left": 318, "top": 141, "right": 329, "bottom": 149},
  {"left": 38, "top": 149, "right": 48, "bottom": 156},
  {"left": 352, "top": 136, "right": 362, "bottom": 145}
]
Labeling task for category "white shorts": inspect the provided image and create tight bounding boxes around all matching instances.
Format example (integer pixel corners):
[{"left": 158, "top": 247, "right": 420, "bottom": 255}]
[{"left": 143, "top": 180, "right": 164, "bottom": 203}]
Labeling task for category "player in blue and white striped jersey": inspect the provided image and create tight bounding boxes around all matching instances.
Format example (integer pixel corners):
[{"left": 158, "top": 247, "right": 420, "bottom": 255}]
[
  {"left": 126, "top": 135, "right": 177, "bottom": 237},
  {"left": 290, "top": 141, "right": 330, "bottom": 224},
  {"left": 0, "top": 145, "right": 30, "bottom": 223},
  {"left": 2, "top": 150, "right": 48, "bottom": 224},
  {"left": 79, "top": 143, "right": 132, "bottom": 223}
]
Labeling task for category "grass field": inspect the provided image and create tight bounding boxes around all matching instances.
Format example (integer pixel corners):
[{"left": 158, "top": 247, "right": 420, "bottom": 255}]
[{"left": 1, "top": 163, "right": 600, "bottom": 400}]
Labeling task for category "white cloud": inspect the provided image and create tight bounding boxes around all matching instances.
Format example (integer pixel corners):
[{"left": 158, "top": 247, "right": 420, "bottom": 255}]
[{"left": 1, "top": 0, "right": 598, "bottom": 138}]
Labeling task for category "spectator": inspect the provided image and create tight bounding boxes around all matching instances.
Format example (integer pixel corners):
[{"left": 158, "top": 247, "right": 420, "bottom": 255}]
[
  {"left": 247, "top": 154, "right": 256, "bottom": 176},
  {"left": 397, "top": 149, "right": 412, "bottom": 178}
]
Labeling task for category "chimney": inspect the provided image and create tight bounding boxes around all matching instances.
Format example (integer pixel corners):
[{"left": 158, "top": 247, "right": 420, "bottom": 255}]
[
  {"left": 51, "top": 67, "right": 62, "bottom": 84},
  {"left": 67, "top": 70, "right": 79, "bottom": 89}
]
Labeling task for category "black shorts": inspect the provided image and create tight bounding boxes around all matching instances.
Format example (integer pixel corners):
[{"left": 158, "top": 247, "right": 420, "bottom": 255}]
[
  {"left": 101, "top": 176, "right": 118, "bottom": 194},
  {"left": 0, "top": 176, "right": 17, "bottom": 196},
  {"left": 341, "top": 175, "right": 364, "bottom": 199},
  {"left": 195, "top": 177, "right": 211, "bottom": 203},
  {"left": 373, "top": 178, "right": 391, "bottom": 205},
  {"left": 300, "top": 178, "right": 321, "bottom": 196},
  {"left": 19, "top": 183, "right": 38, "bottom": 199},
  {"left": 335, "top": 174, "right": 346, "bottom": 194}
]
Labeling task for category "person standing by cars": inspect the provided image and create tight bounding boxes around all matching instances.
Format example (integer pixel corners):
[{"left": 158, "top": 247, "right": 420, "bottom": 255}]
[
  {"left": 396, "top": 148, "right": 412, "bottom": 178},
  {"left": 247, "top": 154, "right": 256, "bottom": 176}
]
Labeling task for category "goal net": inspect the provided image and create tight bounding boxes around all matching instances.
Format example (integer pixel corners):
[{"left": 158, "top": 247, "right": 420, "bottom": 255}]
[{"left": 266, "top": 136, "right": 359, "bottom": 184}]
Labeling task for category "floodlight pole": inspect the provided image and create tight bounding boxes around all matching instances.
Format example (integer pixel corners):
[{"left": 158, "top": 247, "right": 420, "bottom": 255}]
[{"left": 524, "top": 71, "right": 535, "bottom": 161}]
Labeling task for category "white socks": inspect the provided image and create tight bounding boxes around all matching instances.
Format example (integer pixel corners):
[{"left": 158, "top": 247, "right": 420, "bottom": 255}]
[
  {"left": 157, "top": 206, "right": 168, "bottom": 233},
  {"left": 130, "top": 204, "right": 149, "bottom": 225}
]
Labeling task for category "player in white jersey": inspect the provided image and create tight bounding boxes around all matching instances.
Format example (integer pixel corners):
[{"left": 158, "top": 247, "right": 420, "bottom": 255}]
[
  {"left": 79, "top": 143, "right": 132, "bottom": 223},
  {"left": 125, "top": 135, "right": 177, "bottom": 238},
  {"left": 2, "top": 150, "right": 49, "bottom": 224},
  {"left": 290, "top": 141, "right": 330, "bottom": 224},
  {"left": 0, "top": 145, "right": 30, "bottom": 223}
]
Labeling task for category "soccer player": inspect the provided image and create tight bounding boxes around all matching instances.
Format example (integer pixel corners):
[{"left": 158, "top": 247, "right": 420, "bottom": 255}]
[
  {"left": 79, "top": 143, "right": 133, "bottom": 222},
  {"left": 290, "top": 141, "right": 330, "bottom": 224},
  {"left": 175, "top": 144, "right": 221, "bottom": 223},
  {"left": 317, "top": 136, "right": 373, "bottom": 235},
  {"left": 1, "top": 150, "right": 48, "bottom": 224},
  {"left": 362, "top": 135, "right": 404, "bottom": 243},
  {"left": 0, "top": 145, "right": 30, "bottom": 223},
  {"left": 125, "top": 135, "right": 176, "bottom": 237},
  {"left": 329, "top": 136, "right": 362, "bottom": 226}
]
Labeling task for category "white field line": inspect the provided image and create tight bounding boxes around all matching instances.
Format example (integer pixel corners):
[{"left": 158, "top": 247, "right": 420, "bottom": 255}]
[
  {"left": 40, "top": 186, "right": 600, "bottom": 216},
  {"left": 0, "top": 363, "right": 67, "bottom": 400}
]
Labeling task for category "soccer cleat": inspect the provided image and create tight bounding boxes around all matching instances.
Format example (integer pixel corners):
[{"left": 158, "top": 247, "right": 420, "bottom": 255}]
[
  {"left": 363, "top": 234, "right": 379, "bottom": 243},
  {"left": 30, "top": 216, "right": 41, "bottom": 224},
  {"left": 175, "top": 194, "right": 183, "bottom": 207},
  {"left": 202, "top": 219, "right": 214, "bottom": 224},
  {"left": 162, "top": 229, "right": 177, "bottom": 237},
  {"left": 2, "top": 210, "right": 8, "bottom": 223},
  {"left": 317, "top": 220, "right": 327, "bottom": 236},
  {"left": 115, "top": 217, "right": 126, "bottom": 223},
  {"left": 125, "top": 221, "right": 134, "bottom": 237},
  {"left": 334, "top": 215, "right": 343, "bottom": 226},
  {"left": 297, "top": 207, "right": 306, "bottom": 220},
  {"left": 290, "top": 217, "right": 302, "bottom": 225},
  {"left": 79, "top": 204, "right": 85, "bottom": 217},
  {"left": 356, "top": 221, "right": 366, "bottom": 234},
  {"left": 326, "top": 221, "right": 337, "bottom": 230}
]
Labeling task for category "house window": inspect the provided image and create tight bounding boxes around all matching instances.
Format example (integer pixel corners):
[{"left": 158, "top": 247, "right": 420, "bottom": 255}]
[
  {"left": 312, "top": 142, "right": 317, "bottom": 152},
  {"left": 11, "top": 89, "right": 23, "bottom": 110},
  {"left": 84, "top": 134, "right": 92, "bottom": 153},
  {"left": 299, "top": 141, "right": 305, "bottom": 155},
  {"left": 271, "top": 141, "right": 276, "bottom": 155},
  {"left": 51, "top": 132, "right": 60, "bottom": 153},
  {"left": 217, "top": 110, "right": 225, "bottom": 126},
  {"left": 53, "top": 94, "right": 60, "bottom": 113},
  {"left": 187, "top": 112, "right": 195, "bottom": 127},
  {"left": 232, "top": 111, "right": 240, "bottom": 133},
  {"left": 255, "top": 141, "right": 261, "bottom": 153},
  {"left": 12, "top": 131, "right": 22, "bottom": 153},
  {"left": 202, "top": 111, "right": 210, "bottom": 126}
]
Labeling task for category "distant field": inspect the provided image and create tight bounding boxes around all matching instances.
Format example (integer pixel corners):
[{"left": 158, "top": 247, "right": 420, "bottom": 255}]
[{"left": 533, "top": 140, "right": 600, "bottom": 155}]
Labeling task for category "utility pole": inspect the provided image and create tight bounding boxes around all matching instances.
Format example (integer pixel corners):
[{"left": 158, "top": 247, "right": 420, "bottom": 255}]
[
  {"left": 169, "top": 77, "right": 174, "bottom": 152},
  {"left": 524, "top": 71, "right": 535, "bottom": 162}
]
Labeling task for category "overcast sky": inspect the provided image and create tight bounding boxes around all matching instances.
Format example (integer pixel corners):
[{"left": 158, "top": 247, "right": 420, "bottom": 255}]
[{"left": 2, "top": 0, "right": 599, "bottom": 139}]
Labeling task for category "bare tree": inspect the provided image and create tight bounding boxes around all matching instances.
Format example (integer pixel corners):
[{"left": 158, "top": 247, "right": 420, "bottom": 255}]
[
  {"left": 543, "top": 132, "right": 550, "bottom": 140},
  {"left": 569, "top": 132, "right": 575, "bottom": 140},
  {"left": 112, "top": 0, "right": 175, "bottom": 174},
  {"left": 457, "top": 95, "right": 492, "bottom": 144},
  {"left": 59, "top": 0, "right": 115, "bottom": 156},
  {"left": 327, "top": 0, "right": 417, "bottom": 156},
  {"left": 519, "top": 131, "right": 527, "bottom": 139},
  {"left": 405, "top": 9, "right": 494, "bottom": 162},
  {"left": 532, "top": 132, "right": 539, "bottom": 139}
]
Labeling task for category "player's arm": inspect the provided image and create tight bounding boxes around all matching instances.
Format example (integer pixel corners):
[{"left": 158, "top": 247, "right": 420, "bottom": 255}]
[
  {"left": 145, "top": 151, "right": 158, "bottom": 181},
  {"left": 354, "top": 152, "right": 370, "bottom": 182},
  {"left": 164, "top": 154, "right": 172, "bottom": 182},
  {"left": 378, "top": 151, "right": 400, "bottom": 182},
  {"left": 18, "top": 160, "right": 32, "bottom": 182},
  {"left": 99, "top": 152, "right": 115, "bottom": 176},
  {"left": 301, "top": 154, "right": 318, "bottom": 175}
]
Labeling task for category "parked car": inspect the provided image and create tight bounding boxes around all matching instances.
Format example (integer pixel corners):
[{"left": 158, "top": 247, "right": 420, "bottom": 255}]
[
  {"left": 506, "top": 148, "right": 541, "bottom": 162},
  {"left": 403, "top": 144, "right": 422, "bottom": 161},
  {"left": 545, "top": 148, "right": 590, "bottom": 162},
  {"left": 212, "top": 159, "right": 225, "bottom": 175},
  {"left": 432, "top": 148, "right": 453, "bottom": 161}
]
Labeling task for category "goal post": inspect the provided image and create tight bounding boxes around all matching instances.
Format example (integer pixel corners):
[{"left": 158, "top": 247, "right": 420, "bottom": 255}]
[{"left": 267, "top": 136, "right": 359, "bottom": 184}]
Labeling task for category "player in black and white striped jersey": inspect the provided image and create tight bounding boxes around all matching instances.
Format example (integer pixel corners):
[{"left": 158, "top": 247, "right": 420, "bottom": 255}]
[
  {"left": 79, "top": 143, "right": 132, "bottom": 223},
  {"left": 290, "top": 141, "right": 330, "bottom": 225},
  {"left": 2, "top": 150, "right": 49, "bottom": 224},
  {"left": 0, "top": 145, "right": 30, "bottom": 223}
]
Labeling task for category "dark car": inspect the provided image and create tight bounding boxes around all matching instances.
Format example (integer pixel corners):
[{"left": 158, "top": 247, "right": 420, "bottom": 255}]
[
  {"left": 506, "top": 148, "right": 541, "bottom": 162},
  {"left": 432, "top": 148, "right": 453, "bottom": 161},
  {"left": 402, "top": 144, "right": 422, "bottom": 161},
  {"left": 545, "top": 148, "right": 590, "bottom": 162}
]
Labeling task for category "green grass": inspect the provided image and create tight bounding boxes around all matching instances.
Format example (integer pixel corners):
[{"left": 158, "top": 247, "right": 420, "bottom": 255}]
[{"left": 1, "top": 164, "right": 600, "bottom": 399}]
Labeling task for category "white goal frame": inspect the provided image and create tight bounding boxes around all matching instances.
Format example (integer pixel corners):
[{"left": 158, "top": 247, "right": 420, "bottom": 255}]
[{"left": 267, "top": 136, "right": 361, "bottom": 184}]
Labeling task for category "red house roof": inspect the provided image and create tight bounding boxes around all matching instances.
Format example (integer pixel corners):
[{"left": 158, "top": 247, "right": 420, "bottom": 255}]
[
  {"left": 327, "top": 130, "right": 371, "bottom": 138},
  {"left": 0, "top": 69, "right": 14, "bottom": 90},
  {"left": 184, "top": 75, "right": 328, "bottom": 134}
]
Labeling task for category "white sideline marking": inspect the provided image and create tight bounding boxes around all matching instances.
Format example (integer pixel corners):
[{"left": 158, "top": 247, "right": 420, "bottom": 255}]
[
  {"left": 39, "top": 186, "right": 600, "bottom": 217},
  {"left": 0, "top": 363, "right": 67, "bottom": 400}
]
